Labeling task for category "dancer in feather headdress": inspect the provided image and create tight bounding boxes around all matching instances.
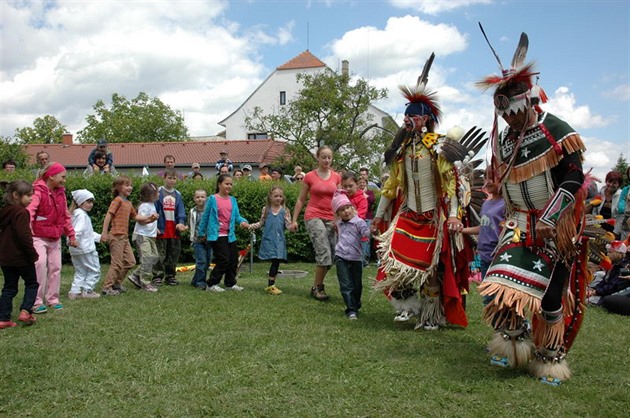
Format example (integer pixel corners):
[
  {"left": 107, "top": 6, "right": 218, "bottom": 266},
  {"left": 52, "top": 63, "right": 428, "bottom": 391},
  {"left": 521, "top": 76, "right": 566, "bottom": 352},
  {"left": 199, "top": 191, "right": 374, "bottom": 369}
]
[
  {"left": 475, "top": 24, "right": 588, "bottom": 385},
  {"left": 371, "top": 53, "right": 486, "bottom": 330}
]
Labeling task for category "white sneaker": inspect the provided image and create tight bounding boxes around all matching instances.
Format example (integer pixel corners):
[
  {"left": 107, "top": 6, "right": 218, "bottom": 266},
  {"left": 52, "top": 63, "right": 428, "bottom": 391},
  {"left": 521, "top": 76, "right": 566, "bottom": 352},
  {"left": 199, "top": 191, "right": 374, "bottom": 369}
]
[
  {"left": 67, "top": 292, "right": 82, "bottom": 300},
  {"left": 226, "top": 284, "right": 244, "bottom": 291},
  {"left": 81, "top": 290, "right": 101, "bottom": 299},
  {"left": 207, "top": 285, "right": 225, "bottom": 292}
]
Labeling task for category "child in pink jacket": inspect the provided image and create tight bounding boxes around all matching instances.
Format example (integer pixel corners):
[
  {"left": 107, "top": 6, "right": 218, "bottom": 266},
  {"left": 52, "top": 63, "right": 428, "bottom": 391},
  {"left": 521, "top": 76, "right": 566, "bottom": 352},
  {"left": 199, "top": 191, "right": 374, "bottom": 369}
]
[{"left": 27, "top": 163, "right": 78, "bottom": 313}]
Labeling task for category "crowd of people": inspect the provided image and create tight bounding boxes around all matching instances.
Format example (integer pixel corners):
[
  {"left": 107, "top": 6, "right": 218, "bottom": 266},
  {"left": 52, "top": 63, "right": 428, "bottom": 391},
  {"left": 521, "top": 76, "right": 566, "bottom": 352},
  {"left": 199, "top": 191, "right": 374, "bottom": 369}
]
[{"left": 2, "top": 29, "right": 629, "bottom": 390}]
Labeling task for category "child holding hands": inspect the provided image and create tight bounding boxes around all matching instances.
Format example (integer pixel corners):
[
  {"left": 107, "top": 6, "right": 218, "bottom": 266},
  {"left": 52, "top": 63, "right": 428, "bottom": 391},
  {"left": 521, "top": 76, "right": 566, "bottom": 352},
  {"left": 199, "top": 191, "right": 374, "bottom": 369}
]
[
  {"left": 198, "top": 174, "right": 249, "bottom": 292},
  {"left": 249, "top": 185, "right": 292, "bottom": 295},
  {"left": 101, "top": 176, "right": 157, "bottom": 296},
  {"left": 128, "top": 182, "right": 160, "bottom": 292},
  {"left": 0, "top": 181, "right": 39, "bottom": 328},
  {"left": 332, "top": 190, "right": 370, "bottom": 319},
  {"left": 189, "top": 189, "right": 212, "bottom": 290},
  {"left": 68, "top": 189, "right": 102, "bottom": 299}
]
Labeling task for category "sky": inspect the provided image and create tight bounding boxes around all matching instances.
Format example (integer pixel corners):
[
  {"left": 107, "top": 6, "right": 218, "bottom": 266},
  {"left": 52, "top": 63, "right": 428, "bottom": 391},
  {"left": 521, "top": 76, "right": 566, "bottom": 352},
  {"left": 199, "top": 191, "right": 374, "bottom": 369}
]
[{"left": 1, "top": 0, "right": 628, "bottom": 180}]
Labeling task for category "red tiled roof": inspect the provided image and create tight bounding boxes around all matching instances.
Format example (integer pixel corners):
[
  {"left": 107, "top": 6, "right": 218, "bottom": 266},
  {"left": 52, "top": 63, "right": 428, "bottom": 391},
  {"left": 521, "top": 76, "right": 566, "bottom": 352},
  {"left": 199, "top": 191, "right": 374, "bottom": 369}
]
[
  {"left": 277, "top": 50, "right": 327, "bottom": 70},
  {"left": 25, "top": 140, "right": 287, "bottom": 169}
]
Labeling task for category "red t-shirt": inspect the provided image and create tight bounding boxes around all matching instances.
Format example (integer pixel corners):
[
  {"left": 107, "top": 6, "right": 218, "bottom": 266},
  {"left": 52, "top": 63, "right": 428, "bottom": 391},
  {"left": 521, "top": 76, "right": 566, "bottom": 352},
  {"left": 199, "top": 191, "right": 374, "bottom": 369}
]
[{"left": 304, "top": 170, "right": 341, "bottom": 221}]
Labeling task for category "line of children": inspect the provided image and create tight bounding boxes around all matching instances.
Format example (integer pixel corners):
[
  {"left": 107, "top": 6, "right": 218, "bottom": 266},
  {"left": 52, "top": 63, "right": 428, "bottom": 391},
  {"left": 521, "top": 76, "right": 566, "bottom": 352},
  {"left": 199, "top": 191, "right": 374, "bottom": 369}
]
[
  {"left": 28, "top": 163, "right": 78, "bottom": 313},
  {"left": 68, "top": 189, "right": 102, "bottom": 299},
  {"left": 0, "top": 180, "right": 39, "bottom": 328},
  {"left": 332, "top": 190, "right": 370, "bottom": 319},
  {"left": 128, "top": 183, "right": 160, "bottom": 292},
  {"left": 189, "top": 189, "right": 212, "bottom": 290},
  {"left": 249, "top": 185, "right": 292, "bottom": 295},
  {"left": 153, "top": 170, "right": 188, "bottom": 286},
  {"left": 101, "top": 176, "right": 157, "bottom": 296},
  {"left": 197, "top": 174, "right": 249, "bottom": 292}
]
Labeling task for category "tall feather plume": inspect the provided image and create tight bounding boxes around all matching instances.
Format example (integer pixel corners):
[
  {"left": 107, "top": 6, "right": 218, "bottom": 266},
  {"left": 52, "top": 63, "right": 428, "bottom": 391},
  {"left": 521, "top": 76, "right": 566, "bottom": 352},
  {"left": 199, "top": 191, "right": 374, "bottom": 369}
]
[
  {"left": 417, "top": 52, "right": 435, "bottom": 87},
  {"left": 478, "top": 22, "right": 504, "bottom": 71},
  {"left": 511, "top": 33, "right": 529, "bottom": 70}
]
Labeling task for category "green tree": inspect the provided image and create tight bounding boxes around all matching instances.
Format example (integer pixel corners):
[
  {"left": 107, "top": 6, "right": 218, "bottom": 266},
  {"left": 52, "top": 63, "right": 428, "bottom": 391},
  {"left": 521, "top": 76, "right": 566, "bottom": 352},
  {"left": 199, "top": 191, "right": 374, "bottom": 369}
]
[
  {"left": 244, "top": 71, "right": 391, "bottom": 171},
  {"left": 612, "top": 153, "right": 629, "bottom": 186},
  {"left": 0, "top": 136, "right": 31, "bottom": 170},
  {"left": 14, "top": 115, "right": 67, "bottom": 144},
  {"left": 77, "top": 92, "right": 189, "bottom": 143}
]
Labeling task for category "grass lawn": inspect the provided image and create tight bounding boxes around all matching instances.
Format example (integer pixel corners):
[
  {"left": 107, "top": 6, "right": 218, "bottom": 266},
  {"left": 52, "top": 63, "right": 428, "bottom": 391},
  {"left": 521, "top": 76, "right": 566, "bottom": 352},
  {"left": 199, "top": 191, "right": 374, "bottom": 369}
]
[{"left": 1, "top": 262, "right": 629, "bottom": 417}]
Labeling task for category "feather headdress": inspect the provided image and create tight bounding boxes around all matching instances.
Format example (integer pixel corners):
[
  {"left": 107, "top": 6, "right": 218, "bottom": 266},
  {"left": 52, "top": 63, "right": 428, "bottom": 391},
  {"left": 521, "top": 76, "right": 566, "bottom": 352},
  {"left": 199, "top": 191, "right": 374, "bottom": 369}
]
[{"left": 399, "top": 52, "right": 442, "bottom": 124}]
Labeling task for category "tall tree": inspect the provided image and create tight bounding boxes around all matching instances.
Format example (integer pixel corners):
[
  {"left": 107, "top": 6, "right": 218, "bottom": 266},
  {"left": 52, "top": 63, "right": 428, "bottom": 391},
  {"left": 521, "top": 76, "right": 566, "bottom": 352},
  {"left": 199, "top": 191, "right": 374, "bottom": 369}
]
[
  {"left": 245, "top": 71, "right": 391, "bottom": 171},
  {"left": 0, "top": 136, "right": 31, "bottom": 170},
  {"left": 14, "top": 115, "right": 67, "bottom": 144},
  {"left": 77, "top": 92, "right": 189, "bottom": 143},
  {"left": 613, "top": 153, "right": 629, "bottom": 186}
]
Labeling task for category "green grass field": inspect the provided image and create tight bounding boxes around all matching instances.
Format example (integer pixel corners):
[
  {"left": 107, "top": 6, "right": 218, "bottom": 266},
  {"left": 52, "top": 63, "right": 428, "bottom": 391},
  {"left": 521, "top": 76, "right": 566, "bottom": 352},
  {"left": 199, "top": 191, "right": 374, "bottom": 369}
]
[{"left": 1, "top": 263, "right": 629, "bottom": 417}]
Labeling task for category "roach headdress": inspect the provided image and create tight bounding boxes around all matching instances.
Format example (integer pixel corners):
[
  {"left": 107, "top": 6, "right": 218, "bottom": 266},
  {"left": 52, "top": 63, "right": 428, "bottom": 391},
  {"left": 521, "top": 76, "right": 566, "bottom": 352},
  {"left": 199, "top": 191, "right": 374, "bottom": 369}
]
[{"left": 400, "top": 52, "right": 442, "bottom": 123}]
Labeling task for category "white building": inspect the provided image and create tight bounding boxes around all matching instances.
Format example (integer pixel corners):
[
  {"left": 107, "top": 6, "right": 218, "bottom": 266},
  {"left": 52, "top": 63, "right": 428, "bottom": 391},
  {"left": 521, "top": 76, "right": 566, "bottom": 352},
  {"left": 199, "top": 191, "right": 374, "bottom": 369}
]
[{"left": 219, "top": 50, "right": 392, "bottom": 140}]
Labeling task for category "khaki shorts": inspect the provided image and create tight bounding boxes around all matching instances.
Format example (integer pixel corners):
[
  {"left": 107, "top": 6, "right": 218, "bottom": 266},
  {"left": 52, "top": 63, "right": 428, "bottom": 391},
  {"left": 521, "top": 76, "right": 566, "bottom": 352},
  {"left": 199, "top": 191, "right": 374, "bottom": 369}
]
[{"left": 305, "top": 218, "right": 336, "bottom": 267}]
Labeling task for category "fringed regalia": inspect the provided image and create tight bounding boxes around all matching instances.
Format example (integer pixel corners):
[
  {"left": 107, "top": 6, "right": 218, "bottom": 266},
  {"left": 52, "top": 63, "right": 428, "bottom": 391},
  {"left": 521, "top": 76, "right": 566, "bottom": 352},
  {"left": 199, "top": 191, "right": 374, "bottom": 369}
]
[
  {"left": 479, "top": 112, "right": 588, "bottom": 382},
  {"left": 374, "top": 132, "right": 469, "bottom": 328}
]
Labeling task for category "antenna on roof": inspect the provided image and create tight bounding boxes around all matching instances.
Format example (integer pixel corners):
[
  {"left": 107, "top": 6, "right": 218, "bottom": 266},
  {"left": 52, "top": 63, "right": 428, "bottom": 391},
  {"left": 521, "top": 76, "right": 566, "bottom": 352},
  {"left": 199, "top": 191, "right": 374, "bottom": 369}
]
[{"left": 307, "top": 21, "right": 310, "bottom": 50}]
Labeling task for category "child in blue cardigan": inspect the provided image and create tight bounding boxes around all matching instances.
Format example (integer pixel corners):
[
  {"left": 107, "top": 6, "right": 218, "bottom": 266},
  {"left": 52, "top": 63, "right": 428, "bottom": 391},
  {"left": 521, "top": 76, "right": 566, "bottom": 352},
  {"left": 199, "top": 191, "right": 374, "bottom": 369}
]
[{"left": 197, "top": 174, "right": 249, "bottom": 292}]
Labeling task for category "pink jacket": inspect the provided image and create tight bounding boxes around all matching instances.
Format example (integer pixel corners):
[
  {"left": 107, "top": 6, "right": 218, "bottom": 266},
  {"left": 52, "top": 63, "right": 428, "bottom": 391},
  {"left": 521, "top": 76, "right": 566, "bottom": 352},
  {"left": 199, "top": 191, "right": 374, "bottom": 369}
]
[{"left": 27, "top": 179, "right": 75, "bottom": 241}]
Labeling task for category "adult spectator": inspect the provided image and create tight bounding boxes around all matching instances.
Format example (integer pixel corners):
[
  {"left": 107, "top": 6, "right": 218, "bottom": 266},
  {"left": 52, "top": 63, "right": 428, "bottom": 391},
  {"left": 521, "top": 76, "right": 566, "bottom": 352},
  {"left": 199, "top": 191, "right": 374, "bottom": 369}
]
[
  {"left": 218, "top": 165, "right": 230, "bottom": 176},
  {"left": 590, "top": 171, "right": 623, "bottom": 237},
  {"left": 291, "top": 145, "right": 341, "bottom": 301},
  {"left": 188, "top": 162, "right": 202, "bottom": 179},
  {"left": 34, "top": 151, "right": 50, "bottom": 176},
  {"left": 233, "top": 169, "right": 244, "bottom": 179},
  {"left": 88, "top": 139, "right": 114, "bottom": 170},
  {"left": 242, "top": 165, "right": 254, "bottom": 181},
  {"left": 191, "top": 172, "right": 204, "bottom": 180},
  {"left": 271, "top": 167, "right": 284, "bottom": 181},
  {"left": 215, "top": 150, "right": 233, "bottom": 173},
  {"left": 84, "top": 150, "right": 117, "bottom": 177},
  {"left": 293, "top": 172, "right": 305, "bottom": 182},
  {"left": 292, "top": 165, "right": 303, "bottom": 181},
  {"left": 258, "top": 163, "right": 272, "bottom": 181},
  {"left": 157, "top": 155, "right": 184, "bottom": 180},
  {"left": 359, "top": 167, "right": 378, "bottom": 189},
  {"left": 2, "top": 160, "right": 16, "bottom": 172}
]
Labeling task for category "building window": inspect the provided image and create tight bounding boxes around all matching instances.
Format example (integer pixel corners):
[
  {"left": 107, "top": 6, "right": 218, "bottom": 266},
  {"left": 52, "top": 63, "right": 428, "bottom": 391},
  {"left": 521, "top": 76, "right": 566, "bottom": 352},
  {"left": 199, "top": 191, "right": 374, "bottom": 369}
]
[
  {"left": 247, "top": 133, "right": 268, "bottom": 140},
  {"left": 279, "top": 91, "right": 286, "bottom": 106}
]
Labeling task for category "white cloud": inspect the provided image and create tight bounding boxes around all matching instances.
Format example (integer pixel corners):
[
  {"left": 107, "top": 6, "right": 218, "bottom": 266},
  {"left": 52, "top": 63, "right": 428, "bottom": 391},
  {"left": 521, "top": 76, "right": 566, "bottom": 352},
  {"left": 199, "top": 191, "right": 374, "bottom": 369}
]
[
  {"left": 324, "top": 16, "right": 467, "bottom": 78},
  {"left": 581, "top": 136, "right": 625, "bottom": 181},
  {"left": 0, "top": 0, "right": 283, "bottom": 137},
  {"left": 389, "top": 0, "right": 493, "bottom": 15},
  {"left": 544, "top": 86, "right": 609, "bottom": 130},
  {"left": 603, "top": 84, "right": 630, "bottom": 101}
]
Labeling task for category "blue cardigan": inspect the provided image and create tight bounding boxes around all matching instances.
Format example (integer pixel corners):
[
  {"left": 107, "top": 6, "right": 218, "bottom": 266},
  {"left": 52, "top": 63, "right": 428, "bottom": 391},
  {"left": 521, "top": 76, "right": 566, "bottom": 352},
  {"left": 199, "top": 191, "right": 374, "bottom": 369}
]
[{"left": 197, "top": 195, "right": 247, "bottom": 243}]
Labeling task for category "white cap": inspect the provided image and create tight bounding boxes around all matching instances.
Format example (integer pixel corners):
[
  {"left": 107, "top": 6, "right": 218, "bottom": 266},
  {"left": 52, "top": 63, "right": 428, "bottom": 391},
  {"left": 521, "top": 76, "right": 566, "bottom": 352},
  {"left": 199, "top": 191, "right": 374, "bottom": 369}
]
[{"left": 71, "top": 189, "right": 95, "bottom": 206}]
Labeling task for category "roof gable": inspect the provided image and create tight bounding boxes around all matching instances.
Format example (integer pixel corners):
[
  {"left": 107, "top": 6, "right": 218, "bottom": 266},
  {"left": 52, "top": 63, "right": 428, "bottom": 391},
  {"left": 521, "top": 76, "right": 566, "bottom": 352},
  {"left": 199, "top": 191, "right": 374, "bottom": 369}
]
[{"left": 277, "top": 50, "right": 327, "bottom": 70}]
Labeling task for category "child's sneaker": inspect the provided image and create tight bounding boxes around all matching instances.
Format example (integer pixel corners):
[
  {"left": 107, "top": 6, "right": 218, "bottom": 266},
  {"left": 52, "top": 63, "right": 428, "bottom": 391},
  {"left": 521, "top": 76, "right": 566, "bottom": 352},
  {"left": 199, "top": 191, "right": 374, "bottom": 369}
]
[
  {"left": 81, "top": 289, "right": 101, "bottom": 299},
  {"left": 207, "top": 285, "right": 225, "bottom": 292},
  {"left": 33, "top": 305, "right": 48, "bottom": 314},
  {"left": 17, "top": 310, "right": 36, "bottom": 325},
  {"left": 142, "top": 283, "right": 159, "bottom": 293},
  {"left": 101, "top": 288, "right": 121, "bottom": 296},
  {"left": 68, "top": 292, "right": 82, "bottom": 300},
  {"left": 152, "top": 277, "right": 164, "bottom": 287},
  {"left": 0, "top": 320, "right": 17, "bottom": 329},
  {"left": 113, "top": 284, "right": 127, "bottom": 293},
  {"left": 347, "top": 311, "right": 358, "bottom": 320},
  {"left": 166, "top": 277, "right": 180, "bottom": 286},
  {"left": 50, "top": 303, "right": 63, "bottom": 311},
  {"left": 127, "top": 274, "right": 143, "bottom": 289},
  {"left": 226, "top": 284, "right": 244, "bottom": 291},
  {"left": 265, "top": 285, "right": 282, "bottom": 295}
]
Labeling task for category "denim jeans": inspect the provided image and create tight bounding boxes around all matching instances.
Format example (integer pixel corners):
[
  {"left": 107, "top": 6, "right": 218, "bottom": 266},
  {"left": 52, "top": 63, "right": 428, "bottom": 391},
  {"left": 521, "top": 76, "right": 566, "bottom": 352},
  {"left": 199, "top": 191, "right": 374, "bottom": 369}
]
[
  {"left": 335, "top": 256, "right": 363, "bottom": 314},
  {"left": 192, "top": 241, "right": 212, "bottom": 287},
  {"left": 0, "top": 265, "right": 38, "bottom": 320}
]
